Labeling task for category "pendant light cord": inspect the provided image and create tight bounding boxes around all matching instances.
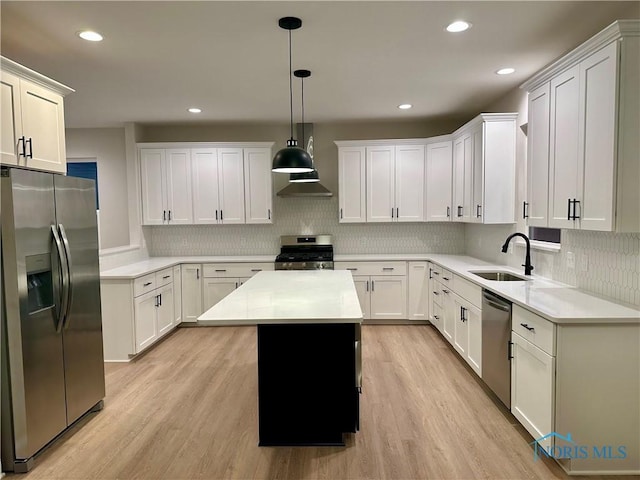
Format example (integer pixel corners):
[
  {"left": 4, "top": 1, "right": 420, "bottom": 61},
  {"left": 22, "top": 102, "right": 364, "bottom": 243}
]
[
  {"left": 288, "top": 28, "right": 294, "bottom": 141},
  {"left": 301, "top": 75, "right": 305, "bottom": 145}
]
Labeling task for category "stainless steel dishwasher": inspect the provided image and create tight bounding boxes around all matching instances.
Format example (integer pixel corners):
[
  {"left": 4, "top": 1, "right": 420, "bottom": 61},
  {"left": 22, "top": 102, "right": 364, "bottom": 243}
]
[{"left": 481, "top": 290, "right": 512, "bottom": 409}]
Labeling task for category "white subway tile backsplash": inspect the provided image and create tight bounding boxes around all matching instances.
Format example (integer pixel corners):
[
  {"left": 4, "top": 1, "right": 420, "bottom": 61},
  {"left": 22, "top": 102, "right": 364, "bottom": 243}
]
[
  {"left": 146, "top": 197, "right": 465, "bottom": 257},
  {"left": 465, "top": 224, "right": 640, "bottom": 307}
]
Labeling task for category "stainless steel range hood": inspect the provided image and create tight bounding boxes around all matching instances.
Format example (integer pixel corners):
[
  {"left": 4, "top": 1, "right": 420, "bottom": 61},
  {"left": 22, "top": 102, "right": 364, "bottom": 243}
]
[{"left": 277, "top": 123, "right": 333, "bottom": 197}]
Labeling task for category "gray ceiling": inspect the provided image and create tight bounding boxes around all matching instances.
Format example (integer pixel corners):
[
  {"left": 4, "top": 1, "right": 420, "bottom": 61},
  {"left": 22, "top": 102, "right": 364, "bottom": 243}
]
[{"left": 1, "top": 1, "right": 637, "bottom": 128}]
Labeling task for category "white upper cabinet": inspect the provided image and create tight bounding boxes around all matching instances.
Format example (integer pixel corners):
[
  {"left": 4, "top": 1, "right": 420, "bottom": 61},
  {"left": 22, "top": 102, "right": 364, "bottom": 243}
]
[
  {"left": 425, "top": 140, "right": 453, "bottom": 222},
  {"left": 0, "top": 57, "right": 73, "bottom": 174},
  {"left": 452, "top": 114, "right": 517, "bottom": 224},
  {"left": 140, "top": 148, "right": 193, "bottom": 225},
  {"left": 140, "top": 143, "right": 273, "bottom": 226},
  {"left": 525, "top": 83, "right": 551, "bottom": 227},
  {"left": 523, "top": 20, "right": 639, "bottom": 232},
  {"left": 338, "top": 146, "right": 366, "bottom": 223},
  {"left": 366, "top": 145, "right": 395, "bottom": 222},
  {"left": 337, "top": 141, "right": 425, "bottom": 224},
  {"left": 395, "top": 145, "right": 425, "bottom": 222},
  {"left": 243, "top": 147, "right": 273, "bottom": 224}
]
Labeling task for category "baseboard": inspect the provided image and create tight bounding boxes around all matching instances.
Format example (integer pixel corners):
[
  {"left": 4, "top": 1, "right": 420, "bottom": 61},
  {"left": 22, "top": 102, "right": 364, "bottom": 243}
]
[{"left": 363, "top": 319, "right": 431, "bottom": 325}]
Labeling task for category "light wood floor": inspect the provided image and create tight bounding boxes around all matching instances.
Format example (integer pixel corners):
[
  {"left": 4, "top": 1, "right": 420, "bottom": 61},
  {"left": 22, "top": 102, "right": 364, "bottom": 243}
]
[{"left": 9, "top": 325, "right": 619, "bottom": 479}]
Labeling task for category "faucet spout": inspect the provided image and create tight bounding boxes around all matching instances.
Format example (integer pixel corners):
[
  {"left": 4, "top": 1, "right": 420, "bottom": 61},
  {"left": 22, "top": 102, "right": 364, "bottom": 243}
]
[{"left": 501, "top": 232, "right": 534, "bottom": 276}]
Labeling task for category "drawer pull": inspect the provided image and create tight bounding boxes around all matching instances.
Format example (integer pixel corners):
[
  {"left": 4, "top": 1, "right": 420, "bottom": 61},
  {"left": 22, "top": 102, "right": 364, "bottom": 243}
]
[
  {"left": 442, "top": 289, "right": 450, "bottom": 294},
  {"left": 433, "top": 271, "right": 440, "bottom": 276},
  {"left": 347, "top": 268, "right": 358, "bottom": 271},
  {"left": 520, "top": 323, "right": 535, "bottom": 332},
  {"left": 162, "top": 275, "right": 170, "bottom": 279},
  {"left": 442, "top": 276, "right": 450, "bottom": 281},
  {"left": 382, "top": 267, "right": 394, "bottom": 271},
  {"left": 432, "top": 291, "right": 440, "bottom": 296},
  {"left": 143, "top": 282, "right": 152, "bottom": 287},
  {"left": 251, "top": 269, "right": 262, "bottom": 272},
  {"left": 215, "top": 269, "right": 227, "bottom": 272},
  {"left": 433, "top": 315, "right": 440, "bottom": 320}
]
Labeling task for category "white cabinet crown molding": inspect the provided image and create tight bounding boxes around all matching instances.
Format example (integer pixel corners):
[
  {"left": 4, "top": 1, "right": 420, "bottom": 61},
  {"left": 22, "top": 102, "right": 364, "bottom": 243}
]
[
  {"left": 520, "top": 20, "right": 640, "bottom": 92},
  {"left": 452, "top": 113, "right": 518, "bottom": 137},
  {"left": 137, "top": 141, "right": 274, "bottom": 149},
  {"left": 1, "top": 56, "right": 74, "bottom": 96},
  {"left": 334, "top": 134, "right": 451, "bottom": 148}
]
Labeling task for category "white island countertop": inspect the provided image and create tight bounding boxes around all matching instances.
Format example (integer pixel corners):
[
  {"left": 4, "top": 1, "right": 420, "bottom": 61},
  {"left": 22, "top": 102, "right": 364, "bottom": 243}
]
[{"left": 198, "top": 270, "right": 363, "bottom": 325}]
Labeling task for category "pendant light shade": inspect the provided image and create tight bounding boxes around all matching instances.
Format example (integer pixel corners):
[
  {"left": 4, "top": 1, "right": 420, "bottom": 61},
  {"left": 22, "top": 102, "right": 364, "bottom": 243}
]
[
  {"left": 273, "top": 17, "right": 314, "bottom": 174},
  {"left": 289, "top": 69, "right": 319, "bottom": 183}
]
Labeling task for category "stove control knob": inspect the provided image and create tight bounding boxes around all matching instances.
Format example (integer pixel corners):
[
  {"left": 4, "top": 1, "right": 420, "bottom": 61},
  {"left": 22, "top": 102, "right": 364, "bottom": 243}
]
[
  {"left": 301, "top": 262, "right": 306, "bottom": 268},
  {"left": 319, "top": 263, "right": 324, "bottom": 269}
]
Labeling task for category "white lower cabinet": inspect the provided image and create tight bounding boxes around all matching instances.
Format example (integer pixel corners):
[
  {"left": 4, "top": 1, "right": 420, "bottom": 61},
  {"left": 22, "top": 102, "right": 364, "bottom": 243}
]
[
  {"left": 511, "top": 330, "right": 556, "bottom": 452},
  {"left": 101, "top": 267, "right": 177, "bottom": 361},
  {"left": 408, "top": 262, "right": 429, "bottom": 321},
  {"left": 451, "top": 293, "right": 481, "bottom": 376},
  {"left": 336, "top": 262, "right": 407, "bottom": 320},
  {"left": 201, "top": 263, "right": 273, "bottom": 311},
  {"left": 181, "top": 264, "right": 203, "bottom": 323}
]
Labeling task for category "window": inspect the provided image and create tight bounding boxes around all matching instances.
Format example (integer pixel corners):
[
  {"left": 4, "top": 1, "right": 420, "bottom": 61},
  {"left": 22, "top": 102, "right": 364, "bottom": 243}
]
[
  {"left": 529, "top": 227, "right": 561, "bottom": 244},
  {"left": 67, "top": 161, "right": 99, "bottom": 209}
]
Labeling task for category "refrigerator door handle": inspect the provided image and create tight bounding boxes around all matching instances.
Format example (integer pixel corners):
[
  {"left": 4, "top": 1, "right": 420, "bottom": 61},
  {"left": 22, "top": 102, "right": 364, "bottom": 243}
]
[
  {"left": 51, "top": 225, "right": 69, "bottom": 333},
  {"left": 58, "top": 224, "right": 74, "bottom": 329}
]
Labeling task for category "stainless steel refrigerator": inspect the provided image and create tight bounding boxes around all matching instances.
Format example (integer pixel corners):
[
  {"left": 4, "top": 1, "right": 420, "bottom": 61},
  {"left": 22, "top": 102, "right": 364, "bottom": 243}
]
[{"left": 1, "top": 167, "right": 105, "bottom": 472}]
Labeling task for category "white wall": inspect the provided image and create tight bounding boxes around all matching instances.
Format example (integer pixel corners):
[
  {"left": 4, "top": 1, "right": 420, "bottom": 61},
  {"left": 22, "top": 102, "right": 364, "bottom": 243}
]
[
  {"left": 65, "top": 128, "right": 130, "bottom": 249},
  {"left": 465, "top": 87, "right": 640, "bottom": 307}
]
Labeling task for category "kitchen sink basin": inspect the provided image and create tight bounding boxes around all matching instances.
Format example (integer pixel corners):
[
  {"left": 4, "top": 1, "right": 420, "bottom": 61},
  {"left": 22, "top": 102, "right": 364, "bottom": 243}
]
[{"left": 470, "top": 271, "right": 530, "bottom": 282}]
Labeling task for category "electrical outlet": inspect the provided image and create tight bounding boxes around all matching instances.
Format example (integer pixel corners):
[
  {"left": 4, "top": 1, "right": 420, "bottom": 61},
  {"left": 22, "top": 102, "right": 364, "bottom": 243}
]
[
  {"left": 566, "top": 251, "right": 575, "bottom": 269},
  {"left": 579, "top": 253, "right": 589, "bottom": 272}
]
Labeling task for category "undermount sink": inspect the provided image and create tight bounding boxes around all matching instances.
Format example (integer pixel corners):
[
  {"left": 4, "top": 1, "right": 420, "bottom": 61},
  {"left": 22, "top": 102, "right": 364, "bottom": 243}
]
[{"left": 470, "top": 271, "right": 531, "bottom": 282}]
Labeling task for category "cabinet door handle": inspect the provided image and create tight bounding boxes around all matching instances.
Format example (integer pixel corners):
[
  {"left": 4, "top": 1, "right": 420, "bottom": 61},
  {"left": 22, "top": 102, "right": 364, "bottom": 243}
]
[
  {"left": 268, "top": 209, "right": 271, "bottom": 220},
  {"left": 163, "top": 210, "right": 166, "bottom": 221},
  {"left": 17, "top": 136, "right": 26, "bottom": 158},
  {"left": 196, "top": 268, "right": 200, "bottom": 279},
  {"left": 155, "top": 295, "right": 159, "bottom": 307},
  {"left": 457, "top": 206, "right": 463, "bottom": 217},
  {"left": 371, "top": 280, "right": 374, "bottom": 292},
  {"left": 25, "top": 138, "right": 33, "bottom": 159},
  {"left": 365, "top": 280, "right": 369, "bottom": 292},
  {"left": 476, "top": 204, "right": 481, "bottom": 218},
  {"left": 567, "top": 198, "right": 571, "bottom": 221},
  {"left": 220, "top": 210, "right": 223, "bottom": 221},
  {"left": 460, "top": 306, "right": 464, "bottom": 321},
  {"left": 520, "top": 323, "right": 535, "bottom": 332},
  {"left": 508, "top": 341, "right": 514, "bottom": 360},
  {"left": 396, "top": 207, "right": 399, "bottom": 218},
  {"left": 433, "top": 315, "right": 440, "bottom": 320},
  {"left": 215, "top": 269, "right": 227, "bottom": 272},
  {"left": 235, "top": 282, "right": 238, "bottom": 289},
  {"left": 143, "top": 282, "right": 152, "bottom": 287},
  {"left": 167, "top": 210, "right": 171, "bottom": 221},
  {"left": 572, "top": 199, "right": 580, "bottom": 220},
  {"left": 340, "top": 208, "right": 343, "bottom": 219},
  {"left": 428, "top": 268, "right": 432, "bottom": 279},
  {"left": 159, "top": 293, "right": 162, "bottom": 306},
  {"left": 523, "top": 201, "right": 529, "bottom": 219},
  {"left": 215, "top": 210, "right": 218, "bottom": 221},
  {"left": 446, "top": 206, "right": 450, "bottom": 218},
  {"left": 162, "top": 275, "right": 170, "bottom": 279},
  {"left": 391, "top": 208, "right": 394, "bottom": 219}
]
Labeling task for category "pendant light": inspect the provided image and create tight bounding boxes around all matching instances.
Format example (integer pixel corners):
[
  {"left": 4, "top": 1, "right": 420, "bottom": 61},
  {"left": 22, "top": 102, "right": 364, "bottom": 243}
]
[
  {"left": 272, "top": 17, "right": 314, "bottom": 174},
  {"left": 290, "top": 69, "right": 320, "bottom": 183}
]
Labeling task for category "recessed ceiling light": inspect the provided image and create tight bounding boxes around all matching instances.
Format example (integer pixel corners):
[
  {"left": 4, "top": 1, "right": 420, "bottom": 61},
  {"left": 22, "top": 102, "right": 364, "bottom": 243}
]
[
  {"left": 78, "top": 30, "right": 103, "bottom": 42},
  {"left": 187, "top": 107, "right": 202, "bottom": 113},
  {"left": 398, "top": 104, "right": 412, "bottom": 110},
  {"left": 496, "top": 68, "right": 516, "bottom": 75},
  {"left": 446, "top": 21, "right": 471, "bottom": 33}
]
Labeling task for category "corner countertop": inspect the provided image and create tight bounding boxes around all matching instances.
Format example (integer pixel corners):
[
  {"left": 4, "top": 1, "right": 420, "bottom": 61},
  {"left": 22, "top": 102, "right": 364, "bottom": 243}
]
[
  {"left": 197, "top": 270, "right": 363, "bottom": 325},
  {"left": 426, "top": 255, "right": 640, "bottom": 324},
  {"left": 100, "top": 255, "right": 276, "bottom": 279}
]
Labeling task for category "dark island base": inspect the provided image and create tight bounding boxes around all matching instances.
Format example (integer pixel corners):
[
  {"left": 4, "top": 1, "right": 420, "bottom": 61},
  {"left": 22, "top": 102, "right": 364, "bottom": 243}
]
[{"left": 257, "top": 323, "right": 360, "bottom": 447}]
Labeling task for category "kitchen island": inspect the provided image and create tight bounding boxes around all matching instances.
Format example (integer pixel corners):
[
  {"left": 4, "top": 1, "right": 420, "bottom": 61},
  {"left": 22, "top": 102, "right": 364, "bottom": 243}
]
[{"left": 199, "top": 270, "right": 363, "bottom": 446}]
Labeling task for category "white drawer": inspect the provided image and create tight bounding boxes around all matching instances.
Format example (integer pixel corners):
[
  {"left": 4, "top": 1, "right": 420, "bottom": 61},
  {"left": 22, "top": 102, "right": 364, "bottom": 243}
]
[
  {"left": 453, "top": 274, "right": 481, "bottom": 308},
  {"left": 335, "top": 261, "right": 407, "bottom": 276},
  {"left": 512, "top": 304, "right": 556, "bottom": 355},
  {"left": 202, "top": 262, "right": 274, "bottom": 278},
  {"left": 133, "top": 273, "right": 156, "bottom": 297},
  {"left": 155, "top": 267, "right": 173, "bottom": 287}
]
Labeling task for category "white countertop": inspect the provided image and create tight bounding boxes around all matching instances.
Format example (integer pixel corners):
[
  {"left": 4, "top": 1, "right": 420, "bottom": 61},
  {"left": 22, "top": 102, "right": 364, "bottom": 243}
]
[
  {"left": 197, "top": 270, "right": 363, "bottom": 325},
  {"left": 100, "top": 255, "right": 275, "bottom": 279},
  {"left": 426, "top": 255, "right": 640, "bottom": 324}
]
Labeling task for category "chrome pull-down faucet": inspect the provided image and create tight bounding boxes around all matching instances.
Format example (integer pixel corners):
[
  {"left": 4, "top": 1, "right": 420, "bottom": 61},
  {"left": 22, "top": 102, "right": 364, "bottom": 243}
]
[{"left": 501, "top": 233, "right": 534, "bottom": 276}]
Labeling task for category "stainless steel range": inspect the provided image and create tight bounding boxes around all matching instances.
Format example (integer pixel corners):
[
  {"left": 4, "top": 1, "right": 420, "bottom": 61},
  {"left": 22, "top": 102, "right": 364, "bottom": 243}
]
[{"left": 275, "top": 235, "right": 334, "bottom": 270}]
